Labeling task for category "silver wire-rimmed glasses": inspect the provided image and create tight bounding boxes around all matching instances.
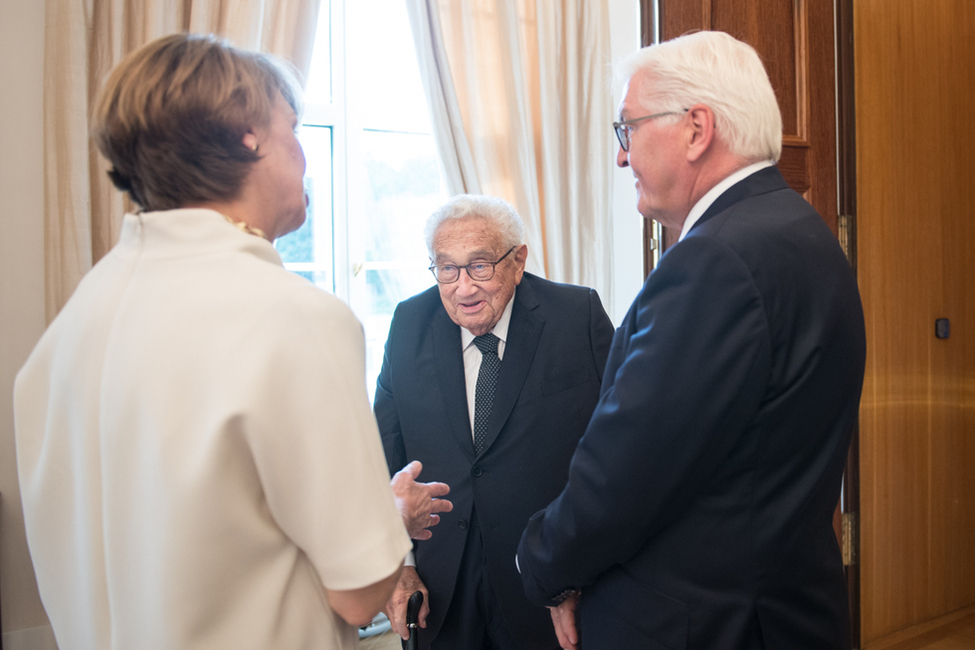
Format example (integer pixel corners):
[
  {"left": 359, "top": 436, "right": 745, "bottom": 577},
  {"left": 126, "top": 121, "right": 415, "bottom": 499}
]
[{"left": 429, "top": 246, "right": 517, "bottom": 284}]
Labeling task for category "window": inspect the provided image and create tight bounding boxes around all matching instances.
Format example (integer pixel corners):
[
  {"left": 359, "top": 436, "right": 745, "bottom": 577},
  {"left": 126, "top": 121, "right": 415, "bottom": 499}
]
[{"left": 277, "top": 0, "right": 447, "bottom": 398}]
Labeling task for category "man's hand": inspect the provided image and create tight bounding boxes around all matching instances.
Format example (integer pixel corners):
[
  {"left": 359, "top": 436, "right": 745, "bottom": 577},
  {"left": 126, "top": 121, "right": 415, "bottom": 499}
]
[
  {"left": 549, "top": 591, "right": 580, "bottom": 650},
  {"left": 382, "top": 566, "right": 430, "bottom": 640},
  {"left": 391, "top": 461, "right": 452, "bottom": 540}
]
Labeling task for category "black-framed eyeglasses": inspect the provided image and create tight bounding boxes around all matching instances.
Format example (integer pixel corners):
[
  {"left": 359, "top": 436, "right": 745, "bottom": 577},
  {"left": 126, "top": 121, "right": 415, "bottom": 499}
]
[
  {"left": 429, "top": 246, "right": 517, "bottom": 284},
  {"left": 613, "top": 109, "right": 686, "bottom": 152}
]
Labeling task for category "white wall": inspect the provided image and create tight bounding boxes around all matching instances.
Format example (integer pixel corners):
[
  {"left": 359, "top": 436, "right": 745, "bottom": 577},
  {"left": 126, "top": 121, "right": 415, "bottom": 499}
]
[{"left": 0, "top": 0, "right": 59, "bottom": 648}]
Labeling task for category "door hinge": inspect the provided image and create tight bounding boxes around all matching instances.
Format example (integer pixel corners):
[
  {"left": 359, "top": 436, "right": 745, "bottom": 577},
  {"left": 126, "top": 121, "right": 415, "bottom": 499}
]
[
  {"left": 838, "top": 214, "right": 854, "bottom": 266},
  {"left": 842, "top": 512, "right": 858, "bottom": 566}
]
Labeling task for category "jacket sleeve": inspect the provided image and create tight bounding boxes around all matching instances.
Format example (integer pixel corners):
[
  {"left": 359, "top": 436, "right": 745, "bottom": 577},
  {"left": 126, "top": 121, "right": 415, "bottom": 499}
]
[
  {"left": 244, "top": 289, "right": 411, "bottom": 591},
  {"left": 518, "top": 237, "right": 771, "bottom": 605}
]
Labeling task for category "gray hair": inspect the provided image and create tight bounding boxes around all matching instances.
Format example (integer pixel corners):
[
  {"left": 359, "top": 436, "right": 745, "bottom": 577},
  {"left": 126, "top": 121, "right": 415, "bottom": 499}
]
[
  {"left": 615, "top": 31, "right": 782, "bottom": 162},
  {"left": 424, "top": 194, "right": 525, "bottom": 256}
]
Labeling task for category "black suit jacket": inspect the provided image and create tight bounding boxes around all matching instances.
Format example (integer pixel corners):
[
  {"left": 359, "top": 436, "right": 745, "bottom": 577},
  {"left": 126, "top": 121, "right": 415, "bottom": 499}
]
[
  {"left": 375, "top": 272, "right": 613, "bottom": 650},
  {"left": 518, "top": 166, "right": 866, "bottom": 649}
]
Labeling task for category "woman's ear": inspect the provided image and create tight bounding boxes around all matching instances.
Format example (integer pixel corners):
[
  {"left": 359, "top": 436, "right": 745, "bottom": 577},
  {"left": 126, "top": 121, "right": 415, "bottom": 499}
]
[{"left": 242, "top": 132, "right": 259, "bottom": 152}]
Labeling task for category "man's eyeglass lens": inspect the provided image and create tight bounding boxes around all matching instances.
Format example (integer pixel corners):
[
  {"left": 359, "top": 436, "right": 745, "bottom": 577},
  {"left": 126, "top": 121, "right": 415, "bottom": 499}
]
[
  {"left": 613, "top": 111, "right": 684, "bottom": 151},
  {"left": 430, "top": 246, "right": 516, "bottom": 284}
]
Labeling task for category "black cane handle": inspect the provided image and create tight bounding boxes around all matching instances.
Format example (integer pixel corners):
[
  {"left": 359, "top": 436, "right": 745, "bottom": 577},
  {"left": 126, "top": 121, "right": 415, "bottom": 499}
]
[{"left": 403, "top": 590, "right": 424, "bottom": 650}]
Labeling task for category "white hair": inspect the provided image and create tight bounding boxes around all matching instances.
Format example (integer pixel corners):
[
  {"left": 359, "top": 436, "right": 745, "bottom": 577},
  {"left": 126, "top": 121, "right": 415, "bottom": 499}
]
[
  {"left": 615, "top": 31, "right": 782, "bottom": 162},
  {"left": 424, "top": 194, "right": 525, "bottom": 256}
]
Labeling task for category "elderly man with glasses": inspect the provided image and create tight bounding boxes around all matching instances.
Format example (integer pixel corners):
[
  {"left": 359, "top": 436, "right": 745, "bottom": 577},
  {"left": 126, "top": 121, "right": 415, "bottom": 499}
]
[
  {"left": 374, "top": 194, "right": 613, "bottom": 650},
  {"left": 517, "top": 31, "right": 865, "bottom": 650}
]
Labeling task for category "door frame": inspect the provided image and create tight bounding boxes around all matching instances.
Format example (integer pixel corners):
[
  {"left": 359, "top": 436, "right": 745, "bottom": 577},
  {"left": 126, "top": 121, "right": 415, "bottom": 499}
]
[{"left": 835, "top": 0, "right": 860, "bottom": 645}]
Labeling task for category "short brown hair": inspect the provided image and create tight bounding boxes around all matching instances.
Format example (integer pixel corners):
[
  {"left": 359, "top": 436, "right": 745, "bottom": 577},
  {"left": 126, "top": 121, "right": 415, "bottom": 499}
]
[{"left": 92, "top": 33, "right": 303, "bottom": 211}]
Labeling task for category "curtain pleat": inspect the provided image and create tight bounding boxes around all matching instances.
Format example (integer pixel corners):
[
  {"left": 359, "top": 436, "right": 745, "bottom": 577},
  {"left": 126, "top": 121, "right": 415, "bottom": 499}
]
[
  {"left": 536, "top": 0, "right": 613, "bottom": 293},
  {"left": 42, "top": 0, "right": 322, "bottom": 321},
  {"left": 405, "top": 0, "right": 482, "bottom": 197},
  {"left": 405, "top": 0, "right": 614, "bottom": 303}
]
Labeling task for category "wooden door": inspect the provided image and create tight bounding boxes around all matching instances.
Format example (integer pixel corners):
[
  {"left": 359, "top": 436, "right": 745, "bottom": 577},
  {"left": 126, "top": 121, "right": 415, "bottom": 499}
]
[
  {"left": 646, "top": 0, "right": 839, "bottom": 245},
  {"left": 641, "top": 0, "right": 859, "bottom": 642}
]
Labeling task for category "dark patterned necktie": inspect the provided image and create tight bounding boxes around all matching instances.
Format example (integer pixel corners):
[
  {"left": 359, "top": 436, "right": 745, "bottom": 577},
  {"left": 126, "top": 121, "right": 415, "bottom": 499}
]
[{"left": 472, "top": 333, "right": 501, "bottom": 455}]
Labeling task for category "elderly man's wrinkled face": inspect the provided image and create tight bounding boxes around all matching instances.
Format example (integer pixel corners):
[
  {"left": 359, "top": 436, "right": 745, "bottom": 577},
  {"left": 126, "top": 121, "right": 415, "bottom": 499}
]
[
  {"left": 432, "top": 217, "right": 527, "bottom": 337},
  {"left": 616, "top": 71, "right": 687, "bottom": 229}
]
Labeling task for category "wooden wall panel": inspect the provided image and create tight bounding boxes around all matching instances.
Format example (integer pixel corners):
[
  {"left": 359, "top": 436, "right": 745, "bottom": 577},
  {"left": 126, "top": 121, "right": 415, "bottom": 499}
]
[{"left": 855, "top": 0, "right": 975, "bottom": 644}]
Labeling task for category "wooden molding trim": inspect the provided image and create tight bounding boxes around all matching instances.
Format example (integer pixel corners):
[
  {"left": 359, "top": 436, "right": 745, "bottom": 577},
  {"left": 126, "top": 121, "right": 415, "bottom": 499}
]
[{"left": 863, "top": 603, "right": 975, "bottom": 650}]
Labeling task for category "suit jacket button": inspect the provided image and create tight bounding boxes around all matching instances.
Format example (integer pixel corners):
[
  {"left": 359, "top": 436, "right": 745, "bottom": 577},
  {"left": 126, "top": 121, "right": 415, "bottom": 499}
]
[
  {"left": 458, "top": 519, "right": 468, "bottom": 530},
  {"left": 471, "top": 465, "right": 483, "bottom": 477}
]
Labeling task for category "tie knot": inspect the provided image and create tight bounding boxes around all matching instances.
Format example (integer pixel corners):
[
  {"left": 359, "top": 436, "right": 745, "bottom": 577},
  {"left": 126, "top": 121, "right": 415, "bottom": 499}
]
[{"left": 473, "top": 333, "right": 500, "bottom": 356}]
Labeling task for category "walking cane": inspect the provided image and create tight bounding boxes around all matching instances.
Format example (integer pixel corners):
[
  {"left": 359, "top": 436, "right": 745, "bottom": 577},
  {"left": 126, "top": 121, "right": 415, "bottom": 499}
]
[{"left": 403, "top": 590, "right": 423, "bottom": 650}]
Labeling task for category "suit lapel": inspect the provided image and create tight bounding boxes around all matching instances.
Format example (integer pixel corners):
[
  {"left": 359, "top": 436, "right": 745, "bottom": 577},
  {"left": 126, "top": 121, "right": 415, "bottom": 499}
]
[
  {"left": 431, "top": 307, "right": 477, "bottom": 458},
  {"left": 479, "top": 276, "right": 543, "bottom": 456}
]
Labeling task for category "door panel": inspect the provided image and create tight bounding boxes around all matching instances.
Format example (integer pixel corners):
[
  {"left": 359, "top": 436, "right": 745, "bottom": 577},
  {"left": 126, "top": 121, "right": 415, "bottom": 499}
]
[{"left": 648, "top": 0, "right": 837, "bottom": 252}]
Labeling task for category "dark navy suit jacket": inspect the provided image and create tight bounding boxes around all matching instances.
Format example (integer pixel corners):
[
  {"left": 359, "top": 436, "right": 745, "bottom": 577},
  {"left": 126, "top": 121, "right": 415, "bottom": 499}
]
[
  {"left": 375, "top": 272, "right": 614, "bottom": 649},
  {"left": 518, "top": 166, "right": 866, "bottom": 649}
]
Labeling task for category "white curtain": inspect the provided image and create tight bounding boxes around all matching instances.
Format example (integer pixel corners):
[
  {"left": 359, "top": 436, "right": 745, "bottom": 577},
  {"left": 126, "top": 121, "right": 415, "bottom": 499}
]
[
  {"left": 43, "top": 0, "right": 322, "bottom": 321},
  {"left": 405, "top": 0, "right": 614, "bottom": 301}
]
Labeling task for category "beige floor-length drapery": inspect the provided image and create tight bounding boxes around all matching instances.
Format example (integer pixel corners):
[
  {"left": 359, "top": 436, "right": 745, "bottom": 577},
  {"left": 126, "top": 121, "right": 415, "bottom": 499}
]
[
  {"left": 406, "top": 0, "right": 614, "bottom": 300},
  {"left": 43, "top": 0, "right": 322, "bottom": 321}
]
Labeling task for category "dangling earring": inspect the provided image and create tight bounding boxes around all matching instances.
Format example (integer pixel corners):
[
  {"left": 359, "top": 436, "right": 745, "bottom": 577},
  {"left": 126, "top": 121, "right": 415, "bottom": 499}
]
[{"left": 251, "top": 142, "right": 259, "bottom": 152}]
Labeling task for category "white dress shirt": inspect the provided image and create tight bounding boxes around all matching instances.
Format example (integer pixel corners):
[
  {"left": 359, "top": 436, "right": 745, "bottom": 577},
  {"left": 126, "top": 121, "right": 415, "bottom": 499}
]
[
  {"left": 679, "top": 160, "right": 776, "bottom": 241},
  {"left": 460, "top": 290, "right": 516, "bottom": 436}
]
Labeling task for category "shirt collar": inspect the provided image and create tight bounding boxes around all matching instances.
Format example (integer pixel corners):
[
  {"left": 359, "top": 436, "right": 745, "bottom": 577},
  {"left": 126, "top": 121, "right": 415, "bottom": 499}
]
[
  {"left": 121, "top": 208, "right": 282, "bottom": 265},
  {"left": 461, "top": 287, "right": 516, "bottom": 350},
  {"left": 679, "top": 160, "right": 775, "bottom": 241}
]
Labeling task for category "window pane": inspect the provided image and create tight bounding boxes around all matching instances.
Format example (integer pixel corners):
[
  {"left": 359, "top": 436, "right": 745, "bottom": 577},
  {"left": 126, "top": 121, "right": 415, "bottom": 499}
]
[
  {"left": 287, "top": 0, "right": 448, "bottom": 401},
  {"left": 348, "top": 0, "right": 432, "bottom": 132},
  {"left": 355, "top": 130, "right": 444, "bottom": 398},
  {"left": 345, "top": 0, "right": 447, "bottom": 398},
  {"left": 277, "top": 126, "right": 333, "bottom": 289}
]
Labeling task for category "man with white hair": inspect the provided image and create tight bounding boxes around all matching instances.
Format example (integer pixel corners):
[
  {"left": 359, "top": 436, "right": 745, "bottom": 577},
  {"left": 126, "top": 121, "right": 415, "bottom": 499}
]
[
  {"left": 517, "top": 31, "right": 865, "bottom": 650},
  {"left": 375, "top": 194, "right": 614, "bottom": 650}
]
